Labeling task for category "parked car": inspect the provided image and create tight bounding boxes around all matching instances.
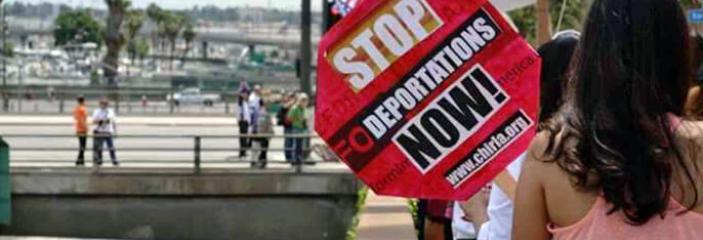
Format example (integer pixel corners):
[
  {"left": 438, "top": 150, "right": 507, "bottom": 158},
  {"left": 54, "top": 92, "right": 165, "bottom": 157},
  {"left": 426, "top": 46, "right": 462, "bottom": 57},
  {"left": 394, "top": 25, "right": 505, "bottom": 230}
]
[{"left": 167, "top": 88, "right": 220, "bottom": 106}]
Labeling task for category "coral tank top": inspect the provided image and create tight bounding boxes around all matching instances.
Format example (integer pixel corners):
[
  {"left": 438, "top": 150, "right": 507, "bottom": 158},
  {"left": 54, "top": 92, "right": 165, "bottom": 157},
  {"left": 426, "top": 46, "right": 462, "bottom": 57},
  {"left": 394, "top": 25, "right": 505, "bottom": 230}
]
[{"left": 547, "top": 196, "right": 703, "bottom": 240}]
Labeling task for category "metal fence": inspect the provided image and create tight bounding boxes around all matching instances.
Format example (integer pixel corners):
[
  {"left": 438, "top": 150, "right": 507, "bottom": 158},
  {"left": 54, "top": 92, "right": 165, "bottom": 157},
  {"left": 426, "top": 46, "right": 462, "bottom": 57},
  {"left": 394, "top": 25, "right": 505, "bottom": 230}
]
[
  {"left": 0, "top": 87, "right": 249, "bottom": 115},
  {"left": 2, "top": 133, "right": 340, "bottom": 173}
]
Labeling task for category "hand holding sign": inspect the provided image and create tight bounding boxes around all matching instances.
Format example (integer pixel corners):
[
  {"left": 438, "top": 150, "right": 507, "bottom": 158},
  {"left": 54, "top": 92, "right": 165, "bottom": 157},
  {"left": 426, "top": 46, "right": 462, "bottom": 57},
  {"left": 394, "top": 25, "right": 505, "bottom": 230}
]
[{"left": 316, "top": 0, "right": 540, "bottom": 200}]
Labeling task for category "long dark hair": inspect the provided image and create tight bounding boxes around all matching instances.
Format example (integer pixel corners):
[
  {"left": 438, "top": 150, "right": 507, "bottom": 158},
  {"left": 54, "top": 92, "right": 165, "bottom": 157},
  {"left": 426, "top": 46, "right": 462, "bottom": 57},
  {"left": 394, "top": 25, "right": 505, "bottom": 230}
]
[
  {"left": 544, "top": 0, "right": 698, "bottom": 224},
  {"left": 538, "top": 31, "right": 579, "bottom": 124}
]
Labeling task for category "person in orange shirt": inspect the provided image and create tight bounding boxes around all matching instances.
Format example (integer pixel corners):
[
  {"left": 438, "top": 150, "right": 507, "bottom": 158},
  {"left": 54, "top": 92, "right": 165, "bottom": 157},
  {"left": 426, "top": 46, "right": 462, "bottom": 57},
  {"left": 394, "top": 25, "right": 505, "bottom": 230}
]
[{"left": 74, "top": 96, "right": 88, "bottom": 166}]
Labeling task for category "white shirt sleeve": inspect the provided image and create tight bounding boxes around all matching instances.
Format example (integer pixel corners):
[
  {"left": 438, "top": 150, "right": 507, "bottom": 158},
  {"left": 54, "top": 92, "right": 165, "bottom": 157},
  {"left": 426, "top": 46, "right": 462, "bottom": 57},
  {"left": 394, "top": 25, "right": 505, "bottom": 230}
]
[
  {"left": 477, "top": 222, "right": 491, "bottom": 240},
  {"left": 108, "top": 109, "right": 116, "bottom": 120},
  {"left": 239, "top": 102, "right": 251, "bottom": 123},
  {"left": 248, "top": 94, "right": 260, "bottom": 111},
  {"left": 108, "top": 109, "right": 116, "bottom": 129},
  {"left": 452, "top": 201, "right": 477, "bottom": 240},
  {"left": 484, "top": 153, "right": 526, "bottom": 240},
  {"left": 91, "top": 109, "right": 101, "bottom": 120}
]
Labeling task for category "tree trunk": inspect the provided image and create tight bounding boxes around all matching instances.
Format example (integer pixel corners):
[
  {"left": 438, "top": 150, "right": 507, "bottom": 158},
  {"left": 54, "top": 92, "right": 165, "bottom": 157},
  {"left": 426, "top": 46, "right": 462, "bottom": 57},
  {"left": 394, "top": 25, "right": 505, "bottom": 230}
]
[
  {"left": 161, "top": 37, "right": 167, "bottom": 69},
  {"left": 169, "top": 39, "right": 175, "bottom": 70},
  {"left": 103, "top": 0, "right": 127, "bottom": 113},
  {"left": 152, "top": 32, "right": 158, "bottom": 69},
  {"left": 181, "top": 41, "right": 191, "bottom": 68}
]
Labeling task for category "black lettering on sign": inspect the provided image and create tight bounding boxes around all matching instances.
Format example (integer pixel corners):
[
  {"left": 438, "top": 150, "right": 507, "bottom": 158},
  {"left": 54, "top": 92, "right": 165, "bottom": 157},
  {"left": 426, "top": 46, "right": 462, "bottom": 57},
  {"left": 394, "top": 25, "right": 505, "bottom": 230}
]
[
  {"left": 394, "top": 65, "right": 509, "bottom": 173},
  {"left": 421, "top": 109, "right": 460, "bottom": 148},
  {"left": 395, "top": 125, "right": 441, "bottom": 169}
]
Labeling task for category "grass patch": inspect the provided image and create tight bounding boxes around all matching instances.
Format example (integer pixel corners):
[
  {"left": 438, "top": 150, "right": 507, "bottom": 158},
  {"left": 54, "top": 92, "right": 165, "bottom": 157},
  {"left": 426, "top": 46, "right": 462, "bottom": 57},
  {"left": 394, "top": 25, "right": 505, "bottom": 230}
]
[
  {"left": 345, "top": 186, "right": 369, "bottom": 240},
  {"left": 407, "top": 199, "right": 421, "bottom": 236}
]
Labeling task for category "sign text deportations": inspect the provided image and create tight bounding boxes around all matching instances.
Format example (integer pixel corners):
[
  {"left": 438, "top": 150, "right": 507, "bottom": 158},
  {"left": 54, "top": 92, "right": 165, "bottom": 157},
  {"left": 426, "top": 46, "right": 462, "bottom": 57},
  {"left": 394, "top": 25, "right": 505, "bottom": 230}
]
[{"left": 316, "top": 0, "right": 541, "bottom": 199}]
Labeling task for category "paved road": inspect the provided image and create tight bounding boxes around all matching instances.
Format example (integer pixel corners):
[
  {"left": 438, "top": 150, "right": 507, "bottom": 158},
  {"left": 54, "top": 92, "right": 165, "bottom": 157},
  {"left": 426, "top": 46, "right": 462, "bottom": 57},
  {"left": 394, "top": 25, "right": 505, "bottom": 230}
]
[{"left": 0, "top": 115, "right": 344, "bottom": 171}]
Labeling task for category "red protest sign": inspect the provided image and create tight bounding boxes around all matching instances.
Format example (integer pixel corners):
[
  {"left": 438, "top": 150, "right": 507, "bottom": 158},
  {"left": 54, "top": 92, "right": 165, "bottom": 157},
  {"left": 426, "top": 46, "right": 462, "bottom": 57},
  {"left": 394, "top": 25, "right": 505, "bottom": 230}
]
[{"left": 316, "top": 0, "right": 541, "bottom": 200}]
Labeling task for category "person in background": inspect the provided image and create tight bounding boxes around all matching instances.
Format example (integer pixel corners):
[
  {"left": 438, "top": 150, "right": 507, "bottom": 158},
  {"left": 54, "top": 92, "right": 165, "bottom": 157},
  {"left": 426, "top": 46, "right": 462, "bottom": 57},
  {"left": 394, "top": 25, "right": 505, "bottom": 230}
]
[
  {"left": 277, "top": 92, "right": 295, "bottom": 162},
  {"left": 47, "top": 86, "right": 55, "bottom": 102},
  {"left": 237, "top": 91, "right": 251, "bottom": 158},
  {"left": 249, "top": 85, "right": 262, "bottom": 117},
  {"left": 251, "top": 99, "right": 273, "bottom": 169},
  {"left": 419, "top": 199, "right": 454, "bottom": 240},
  {"left": 92, "top": 99, "right": 118, "bottom": 166},
  {"left": 514, "top": 0, "right": 703, "bottom": 239},
  {"left": 248, "top": 85, "right": 263, "bottom": 143},
  {"left": 686, "top": 35, "right": 703, "bottom": 118},
  {"left": 459, "top": 30, "right": 581, "bottom": 240},
  {"left": 287, "top": 93, "right": 309, "bottom": 166},
  {"left": 141, "top": 95, "right": 148, "bottom": 110},
  {"left": 73, "top": 96, "right": 88, "bottom": 166}
]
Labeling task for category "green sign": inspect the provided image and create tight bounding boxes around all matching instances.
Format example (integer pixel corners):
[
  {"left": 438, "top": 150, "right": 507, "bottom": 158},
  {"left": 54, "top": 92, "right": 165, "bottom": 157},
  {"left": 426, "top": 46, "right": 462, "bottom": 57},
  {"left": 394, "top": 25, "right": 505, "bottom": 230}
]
[{"left": 0, "top": 137, "right": 9, "bottom": 225}]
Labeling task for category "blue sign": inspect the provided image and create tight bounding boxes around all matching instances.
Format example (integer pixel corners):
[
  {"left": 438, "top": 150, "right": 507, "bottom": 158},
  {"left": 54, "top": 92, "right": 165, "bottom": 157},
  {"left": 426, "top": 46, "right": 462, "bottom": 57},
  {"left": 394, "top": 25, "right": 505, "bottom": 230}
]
[{"left": 690, "top": 8, "right": 703, "bottom": 24}]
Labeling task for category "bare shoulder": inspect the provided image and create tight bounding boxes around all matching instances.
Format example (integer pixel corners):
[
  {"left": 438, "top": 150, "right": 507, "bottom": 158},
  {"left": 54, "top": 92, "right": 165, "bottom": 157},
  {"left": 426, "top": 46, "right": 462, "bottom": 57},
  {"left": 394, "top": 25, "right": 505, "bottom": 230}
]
[
  {"left": 675, "top": 120, "right": 703, "bottom": 212},
  {"left": 674, "top": 121, "right": 703, "bottom": 156},
  {"left": 522, "top": 131, "right": 563, "bottom": 180},
  {"left": 676, "top": 120, "right": 703, "bottom": 148}
]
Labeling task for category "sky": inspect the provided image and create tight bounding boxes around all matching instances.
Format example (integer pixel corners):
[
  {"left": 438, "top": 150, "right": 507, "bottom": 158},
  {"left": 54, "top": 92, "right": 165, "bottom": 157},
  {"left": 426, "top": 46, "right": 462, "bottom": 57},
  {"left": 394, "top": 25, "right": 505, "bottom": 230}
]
[{"left": 4, "top": 0, "right": 324, "bottom": 11}]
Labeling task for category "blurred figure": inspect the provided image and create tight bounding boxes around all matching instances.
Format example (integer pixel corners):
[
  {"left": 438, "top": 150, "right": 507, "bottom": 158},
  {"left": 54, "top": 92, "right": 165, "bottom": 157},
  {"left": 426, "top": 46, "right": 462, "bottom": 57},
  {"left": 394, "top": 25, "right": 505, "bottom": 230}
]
[
  {"left": 251, "top": 99, "right": 273, "bottom": 169},
  {"left": 46, "top": 86, "right": 55, "bottom": 102},
  {"left": 92, "top": 99, "right": 118, "bottom": 166},
  {"left": 73, "top": 96, "right": 88, "bottom": 166},
  {"left": 141, "top": 95, "right": 148, "bottom": 110},
  {"left": 277, "top": 92, "right": 295, "bottom": 162},
  {"left": 249, "top": 85, "right": 262, "bottom": 118},
  {"left": 418, "top": 199, "right": 454, "bottom": 240},
  {"left": 24, "top": 89, "right": 32, "bottom": 101},
  {"left": 287, "top": 93, "right": 309, "bottom": 165},
  {"left": 249, "top": 85, "right": 262, "bottom": 141},
  {"left": 237, "top": 91, "right": 251, "bottom": 158}
]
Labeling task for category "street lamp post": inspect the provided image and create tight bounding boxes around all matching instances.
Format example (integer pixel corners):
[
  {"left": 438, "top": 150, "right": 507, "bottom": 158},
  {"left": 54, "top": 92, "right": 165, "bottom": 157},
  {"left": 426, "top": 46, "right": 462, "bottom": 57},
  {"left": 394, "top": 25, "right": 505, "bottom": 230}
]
[
  {"left": 300, "top": 0, "right": 312, "bottom": 95},
  {"left": 1, "top": 3, "right": 7, "bottom": 112}
]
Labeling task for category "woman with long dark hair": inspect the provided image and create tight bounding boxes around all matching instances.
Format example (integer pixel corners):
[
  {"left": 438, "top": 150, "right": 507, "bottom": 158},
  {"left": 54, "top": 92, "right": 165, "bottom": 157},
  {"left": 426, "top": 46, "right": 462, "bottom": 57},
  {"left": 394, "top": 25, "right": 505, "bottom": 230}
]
[
  {"left": 463, "top": 30, "right": 580, "bottom": 240},
  {"left": 513, "top": 0, "right": 703, "bottom": 239}
]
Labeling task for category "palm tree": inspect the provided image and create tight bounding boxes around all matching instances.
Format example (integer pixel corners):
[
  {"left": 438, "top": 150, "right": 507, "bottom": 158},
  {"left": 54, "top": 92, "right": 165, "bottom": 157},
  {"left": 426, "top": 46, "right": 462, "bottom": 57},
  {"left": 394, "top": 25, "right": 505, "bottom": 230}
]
[
  {"left": 125, "top": 9, "right": 144, "bottom": 76},
  {"left": 134, "top": 38, "right": 150, "bottom": 68},
  {"left": 146, "top": 3, "right": 164, "bottom": 67},
  {"left": 161, "top": 12, "right": 184, "bottom": 70},
  {"left": 103, "top": 0, "right": 130, "bottom": 86},
  {"left": 181, "top": 23, "right": 196, "bottom": 67}
]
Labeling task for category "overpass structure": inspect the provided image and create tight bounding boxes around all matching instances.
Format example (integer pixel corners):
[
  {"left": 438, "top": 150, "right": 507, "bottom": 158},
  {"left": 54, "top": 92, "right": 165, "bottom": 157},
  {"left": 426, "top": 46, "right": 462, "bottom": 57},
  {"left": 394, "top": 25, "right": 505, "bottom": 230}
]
[{"left": 8, "top": 20, "right": 321, "bottom": 50}]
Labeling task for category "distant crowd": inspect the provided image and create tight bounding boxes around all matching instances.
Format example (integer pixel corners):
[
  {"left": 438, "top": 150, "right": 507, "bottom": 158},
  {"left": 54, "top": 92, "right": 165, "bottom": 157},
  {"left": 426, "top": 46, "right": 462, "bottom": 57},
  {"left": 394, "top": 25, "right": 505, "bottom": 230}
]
[
  {"left": 70, "top": 83, "right": 313, "bottom": 169},
  {"left": 236, "top": 84, "right": 311, "bottom": 169}
]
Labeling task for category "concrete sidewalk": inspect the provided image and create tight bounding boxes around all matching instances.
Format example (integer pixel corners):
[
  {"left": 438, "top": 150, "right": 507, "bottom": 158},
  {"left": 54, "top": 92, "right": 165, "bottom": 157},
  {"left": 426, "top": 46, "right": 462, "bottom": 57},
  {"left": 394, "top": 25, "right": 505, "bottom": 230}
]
[{"left": 357, "top": 191, "right": 417, "bottom": 240}]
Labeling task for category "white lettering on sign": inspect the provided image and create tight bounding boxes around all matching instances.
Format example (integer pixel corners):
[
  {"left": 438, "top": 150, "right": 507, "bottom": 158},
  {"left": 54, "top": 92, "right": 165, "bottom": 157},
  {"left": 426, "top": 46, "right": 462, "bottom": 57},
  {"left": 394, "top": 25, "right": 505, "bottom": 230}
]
[
  {"left": 329, "top": 0, "right": 444, "bottom": 91},
  {"left": 393, "top": 65, "right": 508, "bottom": 174},
  {"left": 361, "top": 14, "right": 501, "bottom": 140},
  {"left": 444, "top": 111, "right": 533, "bottom": 188}
]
